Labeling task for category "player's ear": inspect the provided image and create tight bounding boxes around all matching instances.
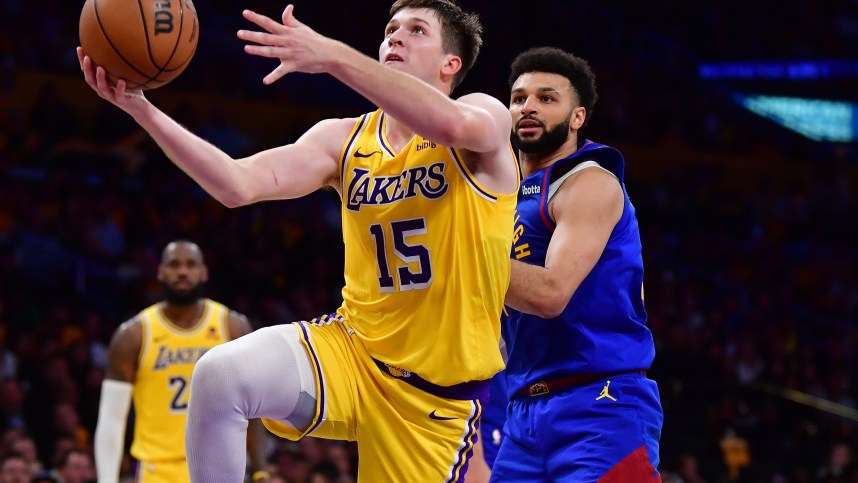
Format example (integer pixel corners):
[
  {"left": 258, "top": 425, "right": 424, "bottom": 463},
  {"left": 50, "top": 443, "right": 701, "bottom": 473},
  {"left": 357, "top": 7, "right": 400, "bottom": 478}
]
[
  {"left": 201, "top": 265, "right": 209, "bottom": 283},
  {"left": 441, "top": 54, "right": 462, "bottom": 80},
  {"left": 570, "top": 106, "right": 586, "bottom": 130},
  {"left": 156, "top": 265, "right": 165, "bottom": 283}
]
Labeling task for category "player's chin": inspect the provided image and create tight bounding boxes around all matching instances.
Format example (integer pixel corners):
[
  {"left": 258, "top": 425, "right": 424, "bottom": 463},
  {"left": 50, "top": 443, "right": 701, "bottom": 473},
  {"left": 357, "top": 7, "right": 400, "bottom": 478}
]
[
  {"left": 515, "top": 132, "right": 541, "bottom": 143},
  {"left": 382, "top": 60, "right": 406, "bottom": 70}
]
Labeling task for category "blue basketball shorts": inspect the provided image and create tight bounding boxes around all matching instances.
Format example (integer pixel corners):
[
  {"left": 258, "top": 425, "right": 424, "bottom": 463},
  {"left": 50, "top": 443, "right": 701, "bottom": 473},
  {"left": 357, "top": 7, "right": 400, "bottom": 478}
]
[
  {"left": 490, "top": 372, "right": 663, "bottom": 482},
  {"left": 480, "top": 417, "right": 504, "bottom": 469}
]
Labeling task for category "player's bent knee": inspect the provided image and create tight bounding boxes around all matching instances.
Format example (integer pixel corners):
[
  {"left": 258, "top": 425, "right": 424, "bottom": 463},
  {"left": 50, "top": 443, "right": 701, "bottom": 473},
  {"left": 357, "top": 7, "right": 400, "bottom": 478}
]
[
  {"left": 189, "top": 324, "right": 317, "bottom": 426},
  {"left": 189, "top": 344, "right": 239, "bottom": 404}
]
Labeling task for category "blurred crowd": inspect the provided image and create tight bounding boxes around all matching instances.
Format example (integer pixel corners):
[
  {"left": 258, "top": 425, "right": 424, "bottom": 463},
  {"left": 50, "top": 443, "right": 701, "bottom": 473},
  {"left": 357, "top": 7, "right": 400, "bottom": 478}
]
[{"left": 2, "top": 1, "right": 858, "bottom": 482}]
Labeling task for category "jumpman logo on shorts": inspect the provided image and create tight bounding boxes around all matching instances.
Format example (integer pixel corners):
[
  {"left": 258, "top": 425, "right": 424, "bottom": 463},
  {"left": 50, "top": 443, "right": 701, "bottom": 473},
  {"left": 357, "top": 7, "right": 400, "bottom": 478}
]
[{"left": 596, "top": 380, "right": 617, "bottom": 401}]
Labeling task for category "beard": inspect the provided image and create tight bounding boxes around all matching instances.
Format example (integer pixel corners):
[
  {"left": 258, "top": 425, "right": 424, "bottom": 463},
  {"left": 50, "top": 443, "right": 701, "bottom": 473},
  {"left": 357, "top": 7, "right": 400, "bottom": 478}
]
[
  {"left": 514, "top": 119, "right": 571, "bottom": 154},
  {"left": 162, "top": 281, "right": 206, "bottom": 306}
]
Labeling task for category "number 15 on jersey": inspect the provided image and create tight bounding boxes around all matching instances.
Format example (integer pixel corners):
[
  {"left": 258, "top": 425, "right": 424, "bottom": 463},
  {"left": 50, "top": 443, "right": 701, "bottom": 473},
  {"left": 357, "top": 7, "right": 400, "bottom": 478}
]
[{"left": 369, "top": 218, "right": 433, "bottom": 292}]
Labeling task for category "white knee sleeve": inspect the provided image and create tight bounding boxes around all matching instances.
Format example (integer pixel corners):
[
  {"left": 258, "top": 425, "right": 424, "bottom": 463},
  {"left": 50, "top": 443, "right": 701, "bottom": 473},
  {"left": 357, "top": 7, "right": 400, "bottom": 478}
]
[
  {"left": 269, "top": 324, "right": 317, "bottom": 428},
  {"left": 186, "top": 324, "right": 317, "bottom": 482}
]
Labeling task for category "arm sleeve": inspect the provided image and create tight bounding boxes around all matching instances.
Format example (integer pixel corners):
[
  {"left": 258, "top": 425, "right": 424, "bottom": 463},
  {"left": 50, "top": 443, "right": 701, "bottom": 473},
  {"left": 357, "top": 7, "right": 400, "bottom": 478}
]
[{"left": 94, "top": 379, "right": 133, "bottom": 483}]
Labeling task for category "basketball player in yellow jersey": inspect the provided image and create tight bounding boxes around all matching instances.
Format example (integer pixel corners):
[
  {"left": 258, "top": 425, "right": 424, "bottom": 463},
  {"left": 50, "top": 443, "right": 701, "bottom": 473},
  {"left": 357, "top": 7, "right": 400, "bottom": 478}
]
[
  {"left": 78, "top": 0, "right": 519, "bottom": 480},
  {"left": 93, "top": 240, "right": 271, "bottom": 483}
]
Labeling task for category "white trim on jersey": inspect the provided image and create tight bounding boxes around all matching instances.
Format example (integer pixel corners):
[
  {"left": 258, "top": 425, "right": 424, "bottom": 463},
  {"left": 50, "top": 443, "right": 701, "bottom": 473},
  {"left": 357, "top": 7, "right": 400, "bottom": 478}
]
[{"left": 547, "top": 160, "right": 618, "bottom": 203}]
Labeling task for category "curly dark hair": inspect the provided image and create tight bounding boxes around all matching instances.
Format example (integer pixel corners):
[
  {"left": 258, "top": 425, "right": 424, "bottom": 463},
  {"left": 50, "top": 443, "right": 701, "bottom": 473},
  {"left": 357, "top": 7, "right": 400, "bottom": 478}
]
[
  {"left": 508, "top": 47, "right": 599, "bottom": 126},
  {"left": 390, "top": 0, "right": 483, "bottom": 90}
]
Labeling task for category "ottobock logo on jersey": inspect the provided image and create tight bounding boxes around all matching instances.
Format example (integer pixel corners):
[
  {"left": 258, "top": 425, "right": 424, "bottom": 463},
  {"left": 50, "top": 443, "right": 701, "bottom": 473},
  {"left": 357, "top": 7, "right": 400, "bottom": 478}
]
[
  {"left": 521, "top": 184, "right": 540, "bottom": 196},
  {"left": 153, "top": 346, "right": 209, "bottom": 370},
  {"left": 346, "top": 163, "right": 449, "bottom": 211}
]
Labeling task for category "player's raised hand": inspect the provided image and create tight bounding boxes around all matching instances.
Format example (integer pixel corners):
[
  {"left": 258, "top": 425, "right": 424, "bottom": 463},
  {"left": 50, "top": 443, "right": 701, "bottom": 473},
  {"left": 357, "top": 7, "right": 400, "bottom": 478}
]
[
  {"left": 76, "top": 47, "right": 147, "bottom": 111},
  {"left": 238, "top": 4, "right": 341, "bottom": 85}
]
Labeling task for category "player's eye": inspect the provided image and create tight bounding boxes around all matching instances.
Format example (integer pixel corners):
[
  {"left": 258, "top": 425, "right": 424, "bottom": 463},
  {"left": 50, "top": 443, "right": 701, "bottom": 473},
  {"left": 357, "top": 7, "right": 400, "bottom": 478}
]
[{"left": 413, "top": 26, "right": 425, "bottom": 34}]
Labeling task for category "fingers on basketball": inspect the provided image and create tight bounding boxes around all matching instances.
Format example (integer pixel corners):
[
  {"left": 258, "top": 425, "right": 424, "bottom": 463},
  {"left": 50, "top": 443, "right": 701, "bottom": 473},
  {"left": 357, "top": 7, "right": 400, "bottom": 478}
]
[{"left": 79, "top": 0, "right": 199, "bottom": 90}]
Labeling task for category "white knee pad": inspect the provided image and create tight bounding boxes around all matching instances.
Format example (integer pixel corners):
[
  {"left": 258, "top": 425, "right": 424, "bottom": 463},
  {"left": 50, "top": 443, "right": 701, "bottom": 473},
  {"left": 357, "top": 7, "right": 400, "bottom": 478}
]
[
  {"left": 266, "top": 324, "right": 317, "bottom": 430},
  {"left": 190, "top": 324, "right": 317, "bottom": 431}
]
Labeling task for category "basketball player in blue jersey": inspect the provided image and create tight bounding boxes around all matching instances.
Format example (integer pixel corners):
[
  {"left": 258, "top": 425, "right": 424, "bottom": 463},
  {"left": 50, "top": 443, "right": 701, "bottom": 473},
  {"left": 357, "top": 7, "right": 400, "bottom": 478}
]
[
  {"left": 93, "top": 240, "right": 271, "bottom": 483},
  {"left": 489, "top": 47, "right": 664, "bottom": 482},
  {"left": 78, "top": 1, "right": 519, "bottom": 481}
]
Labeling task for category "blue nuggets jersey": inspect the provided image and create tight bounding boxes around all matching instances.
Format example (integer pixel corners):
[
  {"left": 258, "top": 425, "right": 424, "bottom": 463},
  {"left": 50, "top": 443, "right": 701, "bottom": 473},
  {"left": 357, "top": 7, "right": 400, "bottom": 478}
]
[{"left": 503, "top": 140, "right": 655, "bottom": 398}]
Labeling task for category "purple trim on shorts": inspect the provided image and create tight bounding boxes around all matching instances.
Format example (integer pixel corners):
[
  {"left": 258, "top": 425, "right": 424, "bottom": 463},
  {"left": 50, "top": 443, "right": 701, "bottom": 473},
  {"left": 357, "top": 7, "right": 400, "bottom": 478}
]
[
  {"left": 298, "top": 322, "right": 326, "bottom": 434},
  {"left": 448, "top": 400, "right": 481, "bottom": 483},
  {"left": 372, "top": 358, "right": 490, "bottom": 400}
]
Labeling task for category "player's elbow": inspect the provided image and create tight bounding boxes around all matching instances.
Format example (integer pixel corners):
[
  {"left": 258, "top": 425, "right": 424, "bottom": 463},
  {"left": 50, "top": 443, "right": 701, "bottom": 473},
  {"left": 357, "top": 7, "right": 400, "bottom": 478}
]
[
  {"left": 217, "top": 185, "right": 257, "bottom": 208},
  {"left": 213, "top": 162, "right": 265, "bottom": 208},
  {"left": 532, "top": 300, "right": 565, "bottom": 319},
  {"left": 532, "top": 289, "right": 570, "bottom": 319},
  {"left": 219, "top": 194, "right": 250, "bottom": 209}
]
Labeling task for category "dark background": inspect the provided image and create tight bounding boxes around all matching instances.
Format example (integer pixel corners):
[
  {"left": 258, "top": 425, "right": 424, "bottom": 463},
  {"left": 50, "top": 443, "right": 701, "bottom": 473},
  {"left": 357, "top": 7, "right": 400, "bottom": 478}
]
[{"left": 1, "top": 1, "right": 858, "bottom": 482}]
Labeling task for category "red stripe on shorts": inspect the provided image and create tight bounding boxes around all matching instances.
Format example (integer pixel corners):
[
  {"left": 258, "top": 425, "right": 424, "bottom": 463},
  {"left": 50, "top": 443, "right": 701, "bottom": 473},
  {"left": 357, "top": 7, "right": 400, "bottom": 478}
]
[{"left": 598, "top": 444, "right": 661, "bottom": 483}]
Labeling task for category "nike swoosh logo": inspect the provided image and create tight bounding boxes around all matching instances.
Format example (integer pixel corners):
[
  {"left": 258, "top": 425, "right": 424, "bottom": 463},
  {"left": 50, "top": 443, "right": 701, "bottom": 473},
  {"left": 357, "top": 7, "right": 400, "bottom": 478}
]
[
  {"left": 429, "top": 410, "right": 456, "bottom": 421},
  {"left": 354, "top": 149, "right": 382, "bottom": 158},
  {"left": 153, "top": 335, "right": 168, "bottom": 343}
]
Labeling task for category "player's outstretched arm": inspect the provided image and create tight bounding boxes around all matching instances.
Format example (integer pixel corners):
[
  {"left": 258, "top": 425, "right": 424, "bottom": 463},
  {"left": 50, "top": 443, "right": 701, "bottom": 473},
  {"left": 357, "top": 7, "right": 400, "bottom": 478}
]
[
  {"left": 77, "top": 47, "right": 349, "bottom": 206},
  {"left": 238, "top": 5, "right": 510, "bottom": 154},
  {"left": 94, "top": 318, "right": 142, "bottom": 483},
  {"left": 506, "top": 169, "right": 624, "bottom": 318}
]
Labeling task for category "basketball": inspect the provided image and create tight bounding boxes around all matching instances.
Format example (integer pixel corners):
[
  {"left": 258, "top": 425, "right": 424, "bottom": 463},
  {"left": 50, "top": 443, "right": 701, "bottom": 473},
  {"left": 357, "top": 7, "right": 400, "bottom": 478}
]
[{"left": 79, "top": 0, "right": 199, "bottom": 90}]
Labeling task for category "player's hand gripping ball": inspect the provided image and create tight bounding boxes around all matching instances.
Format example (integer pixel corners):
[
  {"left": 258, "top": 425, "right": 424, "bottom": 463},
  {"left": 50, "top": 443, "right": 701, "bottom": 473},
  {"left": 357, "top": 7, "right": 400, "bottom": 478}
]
[{"left": 79, "top": 0, "right": 199, "bottom": 89}]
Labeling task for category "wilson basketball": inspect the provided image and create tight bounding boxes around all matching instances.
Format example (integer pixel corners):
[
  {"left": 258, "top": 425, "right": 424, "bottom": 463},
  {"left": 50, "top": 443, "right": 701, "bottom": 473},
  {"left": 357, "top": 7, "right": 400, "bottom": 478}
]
[{"left": 79, "top": 0, "right": 199, "bottom": 90}]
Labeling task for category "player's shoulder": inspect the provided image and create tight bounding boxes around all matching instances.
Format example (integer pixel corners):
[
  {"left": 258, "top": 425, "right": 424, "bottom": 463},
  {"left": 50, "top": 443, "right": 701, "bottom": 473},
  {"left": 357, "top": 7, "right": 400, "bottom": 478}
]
[
  {"left": 571, "top": 140, "right": 625, "bottom": 178},
  {"left": 116, "top": 312, "right": 143, "bottom": 336},
  {"left": 300, "top": 116, "right": 368, "bottom": 159},
  {"left": 551, "top": 164, "right": 624, "bottom": 222},
  {"left": 569, "top": 163, "right": 619, "bottom": 183},
  {"left": 224, "top": 308, "right": 253, "bottom": 340},
  {"left": 108, "top": 313, "right": 145, "bottom": 353},
  {"left": 308, "top": 116, "right": 365, "bottom": 138}
]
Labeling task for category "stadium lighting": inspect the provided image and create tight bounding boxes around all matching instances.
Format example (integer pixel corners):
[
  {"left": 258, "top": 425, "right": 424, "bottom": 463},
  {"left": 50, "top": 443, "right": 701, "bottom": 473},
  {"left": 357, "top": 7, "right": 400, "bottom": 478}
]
[
  {"left": 700, "top": 60, "right": 858, "bottom": 80},
  {"left": 733, "top": 94, "right": 857, "bottom": 142}
]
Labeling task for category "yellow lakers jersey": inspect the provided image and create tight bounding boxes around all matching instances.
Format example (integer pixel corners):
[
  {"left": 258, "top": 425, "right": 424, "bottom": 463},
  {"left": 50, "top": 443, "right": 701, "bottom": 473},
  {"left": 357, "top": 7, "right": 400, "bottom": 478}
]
[
  {"left": 130, "top": 299, "right": 229, "bottom": 461},
  {"left": 337, "top": 109, "right": 517, "bottom": 386}
]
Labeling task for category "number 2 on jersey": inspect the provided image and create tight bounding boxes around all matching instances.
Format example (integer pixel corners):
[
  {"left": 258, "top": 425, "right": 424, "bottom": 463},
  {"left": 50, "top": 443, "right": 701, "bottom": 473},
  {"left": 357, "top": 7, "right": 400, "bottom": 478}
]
[
  {"left": 168, "top": 375, "right": 189, "bottom": 412},
  {"left": 369, "top": 218, "right": 433, "bottom": 292}
]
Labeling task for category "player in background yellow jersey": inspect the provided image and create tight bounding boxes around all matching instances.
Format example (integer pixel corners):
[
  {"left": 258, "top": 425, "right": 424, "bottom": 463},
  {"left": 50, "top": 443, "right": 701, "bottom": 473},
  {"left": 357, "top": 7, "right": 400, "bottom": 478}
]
[
  {"left": 93, "top": 240, "right": 270, "bottom": 483},
  {"left": 78, "top": 0, "right": 518, "bottom": 480}
]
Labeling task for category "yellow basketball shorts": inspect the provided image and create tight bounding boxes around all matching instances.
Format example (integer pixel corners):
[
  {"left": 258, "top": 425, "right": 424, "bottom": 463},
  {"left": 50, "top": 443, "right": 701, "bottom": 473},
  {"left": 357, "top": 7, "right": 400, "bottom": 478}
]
[
  {"left": 135, "top": 458, "right": 188, "bottom": 483},
  {"left": 263, "top": 317, "right": 486, "bottom": 482}
]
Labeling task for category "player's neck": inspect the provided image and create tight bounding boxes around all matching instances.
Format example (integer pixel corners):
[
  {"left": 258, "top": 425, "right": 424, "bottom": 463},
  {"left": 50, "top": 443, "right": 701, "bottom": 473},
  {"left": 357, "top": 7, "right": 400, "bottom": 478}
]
[
  {"left": 519, "top": 137, "right": 580, "bottom": 177},
  {"left": 161, "top": 299, "right": 205, "bottom": 328},
  {"left": 384, "top": 115, "right": 416, "bottom": 153}
]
